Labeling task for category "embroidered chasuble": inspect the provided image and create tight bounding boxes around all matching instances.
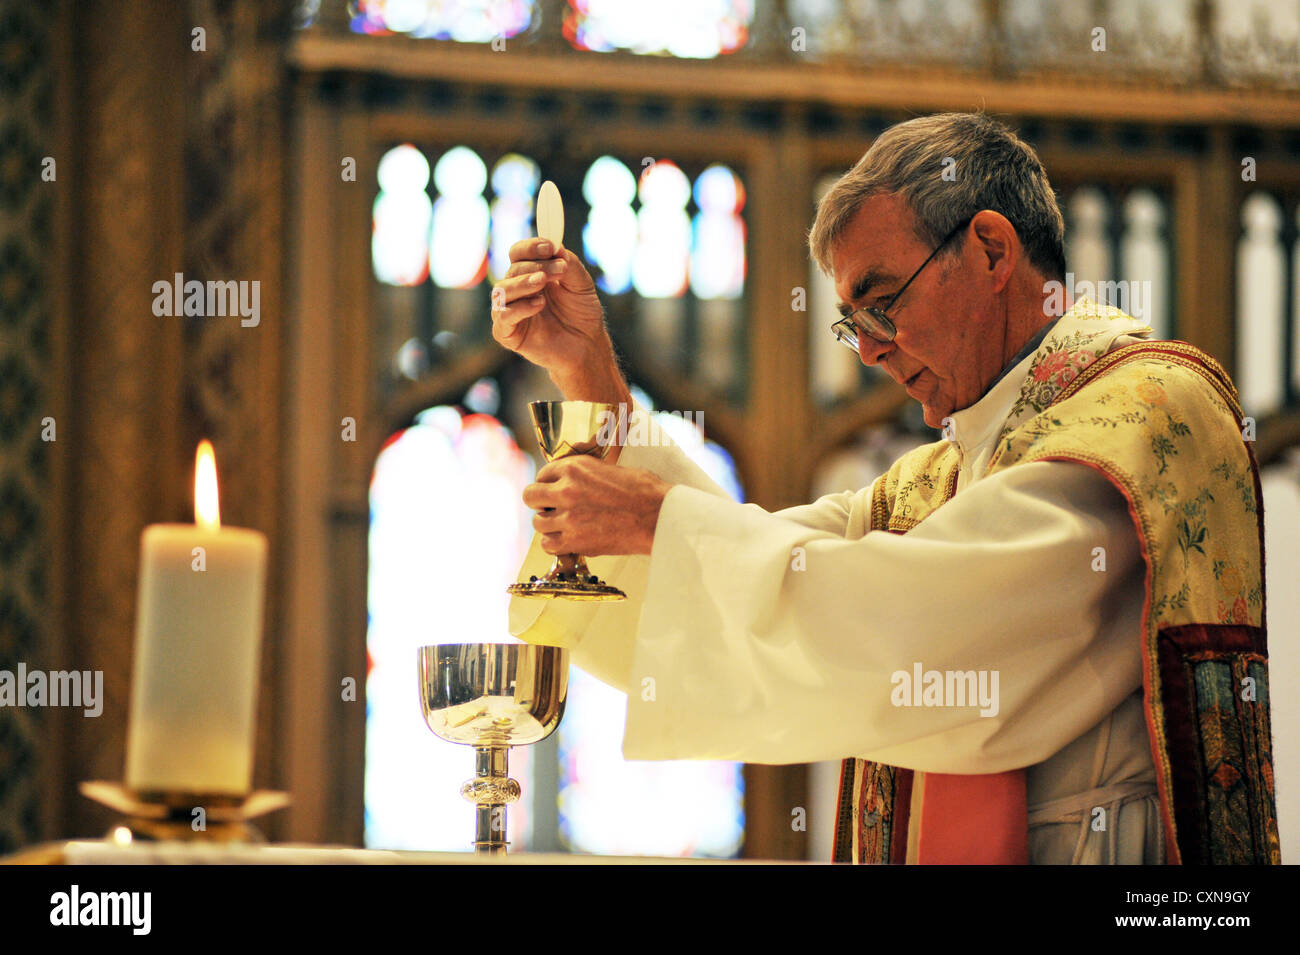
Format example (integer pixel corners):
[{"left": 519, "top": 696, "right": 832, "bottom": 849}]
[{"left": 508, "top": 297, "right": 1280, "bottom": 865}]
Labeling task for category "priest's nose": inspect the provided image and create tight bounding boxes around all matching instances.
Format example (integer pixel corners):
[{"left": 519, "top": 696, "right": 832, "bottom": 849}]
[{"left": 857, "top": 330, "right": 892, "bottom": 366}]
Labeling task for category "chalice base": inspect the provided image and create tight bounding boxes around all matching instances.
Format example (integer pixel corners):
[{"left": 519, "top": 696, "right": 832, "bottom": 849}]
[{"left": 508, "top": 555, "right": 626, "bottom": 601}]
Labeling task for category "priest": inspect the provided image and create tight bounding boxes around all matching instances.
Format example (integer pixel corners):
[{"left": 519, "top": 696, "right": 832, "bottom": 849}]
[{"left": 490, "top": 112, "right": 1280, "bottom": 864}]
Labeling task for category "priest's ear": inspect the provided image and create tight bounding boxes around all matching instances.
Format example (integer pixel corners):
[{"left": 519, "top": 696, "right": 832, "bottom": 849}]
[{"left": 967, "top": 210, "right": 1020, "bottom": 294}]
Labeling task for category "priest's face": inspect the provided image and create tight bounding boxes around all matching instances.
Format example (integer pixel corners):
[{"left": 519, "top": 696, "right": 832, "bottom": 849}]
[{"left": 830, "top": 193, "right": 1004, "bottom": 429}]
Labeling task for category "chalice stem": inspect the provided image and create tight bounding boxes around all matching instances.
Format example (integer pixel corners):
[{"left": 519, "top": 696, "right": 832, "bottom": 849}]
[
  {"left": 468, "top": 745, "right": 512, "bottom": 855},
  {"left": 474, "top": 804, "right": 503, "bottom": 856}
]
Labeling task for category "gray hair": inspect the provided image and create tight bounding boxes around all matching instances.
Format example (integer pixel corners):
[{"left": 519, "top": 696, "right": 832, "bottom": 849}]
[{"left": 808, "top": 112, "right": 1066, "bottom": 282}]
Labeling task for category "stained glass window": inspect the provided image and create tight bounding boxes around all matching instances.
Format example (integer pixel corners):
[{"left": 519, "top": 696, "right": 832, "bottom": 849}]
[
  {"left": 351, "top": 0, "right": 534, "bottom": 40},
  {"left": 374, "top": 144, "right": 542, "bottom": 291},
  {"left": 580, "top": 156, "right": 749, "bottom": 396},
  {"left": 690, "top": 164, "right": 746, "bottom": 300},
  {"left": 582, "top": 156, "right": 747, "bottom": 302},
  {"left": 366, "top": 395, "right": 537, "bottom": 851},
  {"left": 373, "top": 144, "right": 433, "bottom": 287},
  {"left": 489, "top": 154, "right": 542, "bottom": 281},
  {"left": 556, "top": 385, "right": 745, "bottom": 857},
  {"left": 564, "top": 0, "right": 753, "bottom": 58},
  {"left": 634, "top": 160, "right": 693, "bottom": 298},
  {"left": 430, "top": 146, "right": 491, "bottom": 289},
  {"left": 582, "top": 156, "right": 638, "bottom": 294},
  {"left": 373, "top": 145, "right": 543, "bottom": 382}
]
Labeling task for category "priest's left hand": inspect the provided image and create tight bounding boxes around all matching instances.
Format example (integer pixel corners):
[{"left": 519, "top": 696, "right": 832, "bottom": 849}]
[{"left": 524, "top": 455, "right": 672, "bottom": 557}]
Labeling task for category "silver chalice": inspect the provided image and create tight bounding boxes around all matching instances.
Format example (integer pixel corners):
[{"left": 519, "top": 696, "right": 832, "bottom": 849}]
[{"left": 417, "top": 642, "right": 569, "bottom": 855}]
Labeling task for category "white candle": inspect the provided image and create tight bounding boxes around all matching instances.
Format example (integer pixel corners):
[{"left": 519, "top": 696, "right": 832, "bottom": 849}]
[{"left": 125, "top": 440, "right": 268, "bottom": 797}]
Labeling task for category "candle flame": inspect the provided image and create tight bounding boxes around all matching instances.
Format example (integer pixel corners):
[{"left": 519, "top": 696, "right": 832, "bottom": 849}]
[{"left": 195, "top": 440, "right": 221, "bottom": 531}]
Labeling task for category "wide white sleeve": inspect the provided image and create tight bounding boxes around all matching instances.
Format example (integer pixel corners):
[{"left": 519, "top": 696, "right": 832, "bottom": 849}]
[
  {"left": 620, "top": 458, "right": 1146, "bottom": 772},
  {"left": 507, "top": 403, "right": 865, "bottom": 690}
]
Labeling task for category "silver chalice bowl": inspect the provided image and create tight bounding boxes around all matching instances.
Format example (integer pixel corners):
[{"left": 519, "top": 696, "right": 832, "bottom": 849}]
[{"left": 418, "top": 642, "right": 569, "bottom": 855}]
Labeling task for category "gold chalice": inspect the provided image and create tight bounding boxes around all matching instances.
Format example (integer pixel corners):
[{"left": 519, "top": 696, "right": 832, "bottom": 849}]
[
  {"left": 508, "top": 399, "right": 627, "bottom": 600},
  {"left": 418, "top": 643, "right": 569, "bottom": 855}
]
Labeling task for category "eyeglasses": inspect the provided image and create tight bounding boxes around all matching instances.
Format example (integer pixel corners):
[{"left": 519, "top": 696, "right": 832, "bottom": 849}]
[{"left": 830, "top": 215, "right": 973, "bottom": 350}]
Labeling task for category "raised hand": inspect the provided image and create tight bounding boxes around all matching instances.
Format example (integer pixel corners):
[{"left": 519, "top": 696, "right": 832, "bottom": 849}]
[{"left": 490, "top": 238, "right": 628, "bottom": 406}]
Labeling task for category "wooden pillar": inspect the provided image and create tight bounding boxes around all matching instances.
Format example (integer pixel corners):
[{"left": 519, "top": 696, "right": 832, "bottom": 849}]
[
  {"left": 60, "top": 0, "right": 188, "bottom": 837},
  {"left": 280, "top": 80, "right": 343, "bottom": 843},
  {"left": 741, "top": 104, "right": 813, "bottom": 860},
  {"left": 1178, "top": 129, "right": 1236, "bottom": 368}
]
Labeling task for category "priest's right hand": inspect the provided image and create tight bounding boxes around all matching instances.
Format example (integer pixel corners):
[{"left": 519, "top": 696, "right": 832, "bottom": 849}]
[{"left": 490, "top": 238, "right": 628, "bottom": 406}]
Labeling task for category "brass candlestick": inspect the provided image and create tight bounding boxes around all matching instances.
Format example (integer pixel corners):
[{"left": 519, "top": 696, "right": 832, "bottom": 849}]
[{"left": 79, "top": 781, "right": 289, "bottom": 844}]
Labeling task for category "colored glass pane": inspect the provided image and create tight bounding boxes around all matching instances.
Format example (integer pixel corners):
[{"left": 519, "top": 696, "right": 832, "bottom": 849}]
[
  {"left": 353, "top": 0, "right": 534, "bottom": 41},
  {"left": 565, "top": 0, "right": 752, "bottom": 57}
]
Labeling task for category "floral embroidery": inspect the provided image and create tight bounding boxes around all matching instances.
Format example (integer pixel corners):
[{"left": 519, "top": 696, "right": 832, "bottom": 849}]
[
  {"left": 996, "top": 298, "right": 1139, "bottom": 447},
  {"left": 1135, "top": 381, "right": 1167, "bottom": 405},
  {"left": 1154, "top": 581, "right": 1191, "bottom": 617},
  {"left": 942, "top": 297, "right": 1260, "bottom": 635},
  {"left": 1032, "top": 348, "right": 1095, "bottom": 384},
  {"left": 1138, "top": 378, "right": 1192, "bottom": 475},
  {"left": 1005, "top": 331, "right": 1108, "bottom": 427},
  {"left": 1175, "top": 487, "right": 1215, "bottom": 568},
  {"left": 1212, "top": 554, "right": 1243, "bottom": 596},
  {"left": 1141, "top": 477, "right": 1179, "bottom": 516},
  {"left": 1003, "top": 355, "right": 1258, "bottom": 627},
  {"left": 1217, "top": 597, "right": 1250, "bottom": 625},
  {"left": 1210, "top": 457, "right": 1257, "bottom": 516},
  {"left": 1150, "top": 433, "right": 1177, "bottom": 475},
  {"left": 890, "top": 466, "right": 953, "bottom": 525}
]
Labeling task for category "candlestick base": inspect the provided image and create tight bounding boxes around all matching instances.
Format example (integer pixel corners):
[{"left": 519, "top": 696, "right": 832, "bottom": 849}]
[{"left": 80, "top": 781, "right": 290, "bottom": 844}]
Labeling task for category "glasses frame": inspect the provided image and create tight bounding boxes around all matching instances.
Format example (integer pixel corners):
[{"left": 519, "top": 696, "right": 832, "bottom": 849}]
[{"left": 830, "top": 215, "right": 974, "bottom": 351}]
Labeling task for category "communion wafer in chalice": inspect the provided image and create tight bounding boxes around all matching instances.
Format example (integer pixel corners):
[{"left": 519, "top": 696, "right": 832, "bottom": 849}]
[
  {"left": 418, "top": 642, "right": 569, "bottom": 855},
  {"left": 508, "top": 399, "right": 627, "bottom": 600}
]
